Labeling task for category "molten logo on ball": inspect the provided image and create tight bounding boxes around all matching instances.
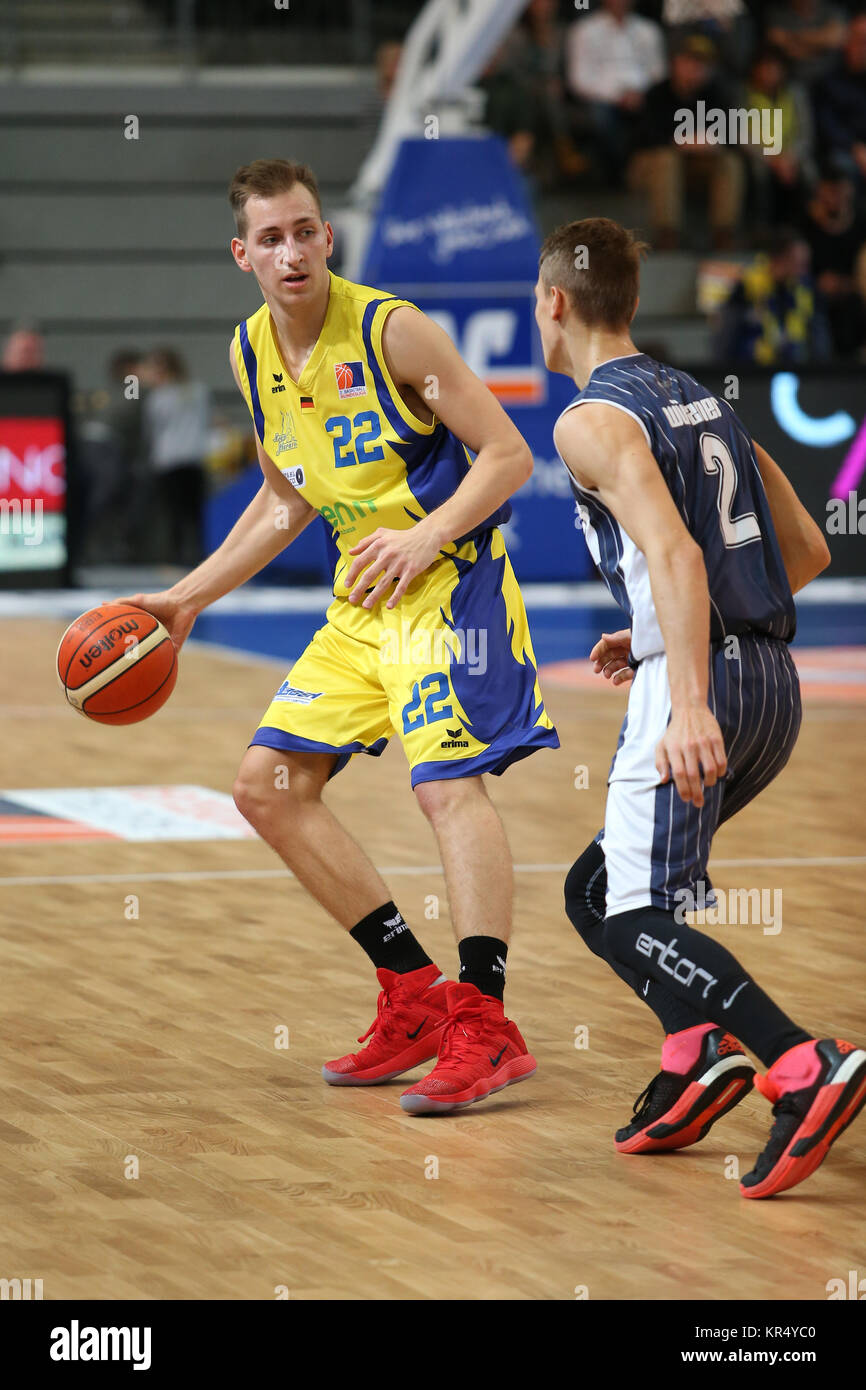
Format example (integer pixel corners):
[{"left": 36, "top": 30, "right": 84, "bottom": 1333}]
[
  {"left": 57, "top": 603, "right": 177, "bottom": 725},
  {"left": 79, "top": 619, "right": 142, "bottom": 669}
]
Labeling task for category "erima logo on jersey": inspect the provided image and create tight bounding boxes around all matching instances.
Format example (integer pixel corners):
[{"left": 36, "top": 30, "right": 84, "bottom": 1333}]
[
  {"left": 271, "top": 372, "right": 286, "bottom": 394},
  {"left": 662, "top": 396, "right": 722, "bottom": 428},
  {"left": 273, "top": 683, "right": 323, "bottom": 705},
  {"left": 334, "top": 361, "right": 367, "bottom": 399},
  {"left": 281, "top": 465, "right": 305, "bottom": 488}
]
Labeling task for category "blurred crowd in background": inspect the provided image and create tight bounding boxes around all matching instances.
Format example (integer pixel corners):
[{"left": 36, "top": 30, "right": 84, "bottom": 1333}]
[
  {"left": 479, "top": 0, "right": 866, "bottom": 363},
  {"left": 482, "top": 1, "right": 866, "bottom": 231}
]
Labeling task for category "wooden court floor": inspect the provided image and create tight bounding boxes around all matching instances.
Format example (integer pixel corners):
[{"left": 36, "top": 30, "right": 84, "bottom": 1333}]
[{"left": 0, "top": 618, "right": 864, "bottom": 1300}]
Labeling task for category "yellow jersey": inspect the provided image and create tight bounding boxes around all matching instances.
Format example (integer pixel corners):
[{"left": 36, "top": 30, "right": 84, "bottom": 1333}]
[{"left": 232, "top": 271, "right": 512, "bottom": 597}]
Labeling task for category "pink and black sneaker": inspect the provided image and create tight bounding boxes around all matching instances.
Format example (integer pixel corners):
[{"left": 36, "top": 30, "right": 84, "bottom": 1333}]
[
  {"left": 740, "top": 1038, "right": 866, "bottom": 1198},
  {"left": 615, "top": 1022, "right": 755, "bottom": 1154}
]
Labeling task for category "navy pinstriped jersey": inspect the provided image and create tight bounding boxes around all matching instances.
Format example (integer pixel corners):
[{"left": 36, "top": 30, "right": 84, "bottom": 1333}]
[{"left": 556, "top": 353, "right": 796, "bottom": 662}]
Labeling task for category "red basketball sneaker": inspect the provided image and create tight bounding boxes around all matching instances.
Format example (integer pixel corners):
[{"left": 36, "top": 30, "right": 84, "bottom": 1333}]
[
  {"left": 399, "top": 982, "right": 537, "bottom": 1113},
  {"left": 740, "top": 1038, "right": 866, "bottom": 1198},
  {"left": 322, "top": 964, "right": 451, "bottom": 1086},
  {"left": 615, "top": 1023, "right": 755, "bottom": 1154}
]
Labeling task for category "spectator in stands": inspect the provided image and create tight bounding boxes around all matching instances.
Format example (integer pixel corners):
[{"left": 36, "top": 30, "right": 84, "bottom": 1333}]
[
  {"left": 566, "top": 0, "right": 666, "bottom": 184},
  {"left": 813, "top": 14, "right": 866, "bottom": 187},
  {"left": 142, "top": 348, "right": 210, "bottom": 566},
  {"left": 105, "top": 349, "right": 146, "bottom": 560},
  {"left": 376, "top": 41, "right": 402, "bottom": 101},
  {"left": 714, "top": 227, "right": 832, "bottom": 362},
  {"left": 766, "top": 0, "right": 845, "bottom": 86},
  {"left": 744, "top": 46, "right": 814, "bottom": 231},
  {"left": 801, "top": 163, "right": 866, "bottom": 356},
  {"left": 2, "top": 325, "right": 45, "bottom": 371},
  {"left": 628, "top": 35, "right": 744, "bottom": 250},
  {"left": 498, "top": 0, "right": 588, "bottom": 184},
  {"left": 478, "top": 43, "right": 540, "bottom": 176},
  {"left": 76, "top": 349, "right": 145, "bottom": 564},
  {"left": 662, "top": 0, "right": 754, "bottom": 79}
]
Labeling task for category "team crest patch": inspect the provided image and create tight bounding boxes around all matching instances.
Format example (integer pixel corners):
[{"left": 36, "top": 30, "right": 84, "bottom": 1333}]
[
  {"left": 273, "top": 683, "right": 323, "bottom": 705},
  {"left": 334, "top": 360, "right": 367, "bottom": 399},
  {"left": 273, "top": 410, "right": 298, "bottom": 454}
]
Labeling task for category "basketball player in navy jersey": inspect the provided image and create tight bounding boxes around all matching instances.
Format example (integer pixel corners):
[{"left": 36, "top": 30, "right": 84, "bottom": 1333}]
[{"left": 535, "top": 217, "right": 866, "bottom": 1198}]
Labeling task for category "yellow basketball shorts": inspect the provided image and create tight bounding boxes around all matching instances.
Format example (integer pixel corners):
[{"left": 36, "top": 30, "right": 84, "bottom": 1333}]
[{"left": 250, "top": 527, "right": 559, "bottom": 787}]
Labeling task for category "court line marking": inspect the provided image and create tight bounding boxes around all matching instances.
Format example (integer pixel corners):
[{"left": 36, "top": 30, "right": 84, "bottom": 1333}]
[{"left": 2, "top": 856, "right": 865, "bottom": 887}]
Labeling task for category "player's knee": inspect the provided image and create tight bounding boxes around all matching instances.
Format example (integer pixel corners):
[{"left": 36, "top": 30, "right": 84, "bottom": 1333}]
[
  {"left": 233, "top": 760, "right": 291, "bottom": 829},
  {"left": 565, "top": 838, "right": 607, "bottom": 956},
  {"left": 234, "top": 751, "right": 327, "bottom": 829},
  {"left": 414, "top": 776, "right": 481, "bottom": 826},
  {"left": 232, "top": 771, "right": 275, "bottom": 829}
]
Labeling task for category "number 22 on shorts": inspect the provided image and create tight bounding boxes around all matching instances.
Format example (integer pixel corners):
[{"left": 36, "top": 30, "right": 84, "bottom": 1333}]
[{"left": 402, "top": 673, "right": 453, "bottom": 734}]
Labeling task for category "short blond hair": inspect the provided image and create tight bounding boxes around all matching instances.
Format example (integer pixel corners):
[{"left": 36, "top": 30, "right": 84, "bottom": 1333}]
[{"left": 228, "top": 159, "right": 322, "bottom": 237}]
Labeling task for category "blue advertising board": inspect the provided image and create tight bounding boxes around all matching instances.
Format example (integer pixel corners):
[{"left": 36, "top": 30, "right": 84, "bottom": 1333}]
[{"left": 360, "top": 134, "right": 591, "bottom": 582}]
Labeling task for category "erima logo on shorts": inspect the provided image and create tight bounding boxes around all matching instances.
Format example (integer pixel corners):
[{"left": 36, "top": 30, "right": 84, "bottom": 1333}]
[
  {"left": 635, "top": 932, "right": 718, "bottom": 999},
  {"left": 440, "top": 725, "right": 469, "bottom": 749},
  {"left": 273, "top": 683, "right": 323, "bottom": 705}
]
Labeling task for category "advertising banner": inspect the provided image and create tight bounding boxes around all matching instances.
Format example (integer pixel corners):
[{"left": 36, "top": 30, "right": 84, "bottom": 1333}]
[{"left": 0, "top": 372, "right": 71, "bottom": 584}]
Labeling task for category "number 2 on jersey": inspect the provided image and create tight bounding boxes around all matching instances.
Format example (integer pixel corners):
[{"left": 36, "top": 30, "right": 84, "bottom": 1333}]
[{"left": 700, "top": 432, "right": 762, "bottom": 548}]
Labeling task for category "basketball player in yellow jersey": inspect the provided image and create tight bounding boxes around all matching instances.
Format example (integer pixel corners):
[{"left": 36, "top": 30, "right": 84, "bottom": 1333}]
[{"left": 128, "top": 159, "right": 558, "bottom": 1114}]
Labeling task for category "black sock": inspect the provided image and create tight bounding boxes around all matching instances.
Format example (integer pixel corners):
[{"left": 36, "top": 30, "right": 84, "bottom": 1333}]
[
  {"left": 604, "top": 906, "right": 811, "bottom": 1068},
  {"left": 458, "top": 935, "right": 508, "bottom": 1001},
  {"left": 349, "top": 901, "right": 433, "bottom": 975},
  {"left": 565, "top": 840, "right": 707, "bottom": 1036}
]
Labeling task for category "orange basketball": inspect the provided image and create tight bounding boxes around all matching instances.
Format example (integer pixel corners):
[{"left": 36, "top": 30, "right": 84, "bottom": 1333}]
[{"left": 57, "top": 602, "right": 178, "bottom": 725}]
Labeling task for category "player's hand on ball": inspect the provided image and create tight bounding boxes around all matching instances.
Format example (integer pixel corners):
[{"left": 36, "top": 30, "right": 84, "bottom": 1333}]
[
  {"left": 655, "top": 706, "right": 728, "bottom": 808},
  {"left": 590, "top": 630, "right": 634, "bottom": 685},
  {"left": 345, "top": 524, "right": 444, "bottom": 610},
  {"left": 119, "top": 592, "right": 198, "bottom": 652}
]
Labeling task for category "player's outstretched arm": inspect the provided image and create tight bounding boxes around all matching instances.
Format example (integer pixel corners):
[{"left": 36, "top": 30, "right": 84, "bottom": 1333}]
[
  {"left": 556, "top": 403, "right": 727, "bottom": 808},
  {"left": 343, "top": 307, "right": 533, "bottom": 609},
  {"left": 752, "top": 440, "right": 831, "bottom": 593}
]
